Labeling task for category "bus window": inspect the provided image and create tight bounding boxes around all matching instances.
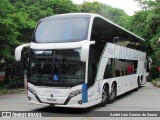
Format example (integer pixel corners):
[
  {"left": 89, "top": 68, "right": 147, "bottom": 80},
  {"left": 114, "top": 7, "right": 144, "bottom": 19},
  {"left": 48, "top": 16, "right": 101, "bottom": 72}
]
[
  {"left": 116, "top": 70, "right": 120, "bottom": 77},
  {"left": 103, "top": 58, "right": 113, "bottom": 79},
  {"left": 134, "top": 60, "right": 138, "bottom": 74},
  {"left": 34, "top": 17, "right": 90, "bottom": 43},
  {"left": 88, "top": 46, "right": 100, "bottom": 87}
]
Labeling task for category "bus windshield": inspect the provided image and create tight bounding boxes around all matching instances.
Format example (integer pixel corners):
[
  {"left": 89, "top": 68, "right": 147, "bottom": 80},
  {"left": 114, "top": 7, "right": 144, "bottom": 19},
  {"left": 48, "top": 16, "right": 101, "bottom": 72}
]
[
  {"left": 33, "top": 17, "right": 90, "bottom": 43},
  {"left": 28, "top": 49, "right": 85, "bottom": 87}
]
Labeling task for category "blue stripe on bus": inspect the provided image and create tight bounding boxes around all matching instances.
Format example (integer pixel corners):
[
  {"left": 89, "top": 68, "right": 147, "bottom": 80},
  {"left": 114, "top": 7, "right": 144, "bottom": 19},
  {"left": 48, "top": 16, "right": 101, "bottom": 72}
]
[{"left": 82, "top": 83, "right": 88, "bottom": 103}]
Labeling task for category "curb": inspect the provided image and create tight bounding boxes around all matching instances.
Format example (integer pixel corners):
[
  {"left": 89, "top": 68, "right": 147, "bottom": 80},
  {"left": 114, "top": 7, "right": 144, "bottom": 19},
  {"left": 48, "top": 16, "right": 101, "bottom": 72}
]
[{"left": 152, "top": 81, "right": 160, "bottom": 88}]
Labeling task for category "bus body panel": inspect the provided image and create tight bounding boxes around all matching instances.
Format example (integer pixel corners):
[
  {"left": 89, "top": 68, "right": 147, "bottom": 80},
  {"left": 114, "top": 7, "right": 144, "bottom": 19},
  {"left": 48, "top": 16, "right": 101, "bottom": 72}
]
[
  {"left": 28, "top": 82, "right": 84, "bottom": 105},
  {"left": 30, "top": 41, "right": 89, "bottom": 50},
  {"left": 95, "top": 42, "right": 146, "bottom": 99}
]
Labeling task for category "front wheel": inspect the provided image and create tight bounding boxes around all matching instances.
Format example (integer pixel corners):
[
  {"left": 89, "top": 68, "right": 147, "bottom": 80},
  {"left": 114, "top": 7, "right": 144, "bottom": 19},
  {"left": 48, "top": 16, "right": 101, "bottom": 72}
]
[
  {"left": 109, "top": 83, "right": 117, "bottom": 103},
  {"left": 99, "top": 85, "right": 109, "bottom": 107}
]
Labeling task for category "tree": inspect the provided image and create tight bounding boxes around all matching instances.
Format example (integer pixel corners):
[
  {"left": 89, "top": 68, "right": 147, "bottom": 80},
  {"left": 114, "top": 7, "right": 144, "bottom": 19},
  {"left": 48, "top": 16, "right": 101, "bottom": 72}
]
[
  {"left": 130, "top": 0, "right": 160, "bottom": 78},
  {"left": 99, "top": 5, "right": 129, "bottom": 27},
  {"left": 9, "top": 0, "right": 79, "bottom": 42},
  {"left": 43, "top": 0, "right": 79, "bottom": 14},
  {"left": 0, "top": 0, "right": 19, "bottom": 80},
  {"left": 0, "top": 0, "right": 36, "bottom": 81},
  {"left": 79, "top": 1, "right": 129, "bottom": 27},
  {"left": 0, "top": 0, "right": 79, "bottom": 81}
]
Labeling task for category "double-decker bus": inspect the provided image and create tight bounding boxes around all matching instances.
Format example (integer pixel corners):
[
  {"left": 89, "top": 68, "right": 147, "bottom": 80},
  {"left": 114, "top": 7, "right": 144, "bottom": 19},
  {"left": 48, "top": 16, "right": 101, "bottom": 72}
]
[{"left": 15, "top": 13, "right": 147, "bottom": 108}]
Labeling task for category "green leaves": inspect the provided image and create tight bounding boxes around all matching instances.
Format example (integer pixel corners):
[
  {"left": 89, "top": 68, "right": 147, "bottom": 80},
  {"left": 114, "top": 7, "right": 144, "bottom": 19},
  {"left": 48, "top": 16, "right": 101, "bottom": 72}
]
[
  {"left": 0, "top": 0, "right": 81, "bottom": 74},
  {"left": 79, "top": 1, "right": 129, "bottom": 27},
  {"left": 1, "top": 0, "right": 159, "bottom": 79},
  {"left": 43, "top": 0, "right": 78, "bottom": 14},
  {"left": 131, "top": 0, "right": 160, "bottom": 78}
]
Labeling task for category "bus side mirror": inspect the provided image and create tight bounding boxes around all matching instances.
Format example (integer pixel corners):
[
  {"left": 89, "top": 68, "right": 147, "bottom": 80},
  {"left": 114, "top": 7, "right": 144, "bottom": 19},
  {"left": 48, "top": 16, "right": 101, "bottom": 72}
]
[
  {"left": 81, "top": 41, "right": 95, "bottom": 62},
  {"left": 15, "top": 43, "right": 31, "bottom": 61}
]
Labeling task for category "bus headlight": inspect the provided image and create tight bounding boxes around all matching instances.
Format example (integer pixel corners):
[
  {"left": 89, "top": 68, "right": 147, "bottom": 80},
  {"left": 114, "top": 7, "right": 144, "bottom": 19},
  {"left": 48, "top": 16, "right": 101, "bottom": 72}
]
[
  {"left": 68, "top": 89, "right": 83, "bottom": 99},
  {"left": 28, "top": 87, "right": 37, "bottom": 96}
]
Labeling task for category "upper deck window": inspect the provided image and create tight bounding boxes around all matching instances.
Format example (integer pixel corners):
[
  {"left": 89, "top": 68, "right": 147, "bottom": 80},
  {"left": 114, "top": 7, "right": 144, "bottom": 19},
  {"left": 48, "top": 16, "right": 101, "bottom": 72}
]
[{"left": 33, "top": 17, "right": 90, "bottom": 43}]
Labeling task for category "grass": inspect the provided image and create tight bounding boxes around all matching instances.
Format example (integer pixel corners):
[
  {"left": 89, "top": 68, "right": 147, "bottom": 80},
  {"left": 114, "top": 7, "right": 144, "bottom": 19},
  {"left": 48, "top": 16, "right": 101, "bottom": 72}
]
[
  {"left": 0, "top": 87, "right": 25, "bottom": 94},
  {"left": 0, "top": 87, "right": 7, "bottom": 94},
  {"left": 0, "top": 81, "right": 25, "bottom": 94},
  {"left": 152, "top": 78, "right": 160, "bottom": 88}
]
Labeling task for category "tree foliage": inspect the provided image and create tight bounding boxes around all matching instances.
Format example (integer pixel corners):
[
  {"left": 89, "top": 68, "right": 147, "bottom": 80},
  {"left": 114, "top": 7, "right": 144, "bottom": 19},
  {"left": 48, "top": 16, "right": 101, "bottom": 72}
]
[
  {"left": 0, "top": 0, "right": 129, "bottom": 69},
  {"left": 1, "top": 0, "right": 160, "bottom": 80},
  {"left": 0, "top": 0, "right": 80, "bottom": 80},
  {"left": 130, "top": 0, "right": 160, "bottom": 78},
  {"left": 79, "top": 1, "right": 129, "bottom": 27}
]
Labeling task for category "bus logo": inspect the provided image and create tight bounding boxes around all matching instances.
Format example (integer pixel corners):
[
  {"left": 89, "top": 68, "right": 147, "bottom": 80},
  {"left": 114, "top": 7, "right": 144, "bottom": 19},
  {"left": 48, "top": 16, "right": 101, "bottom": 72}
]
[{"left": 2, "top": 112, "right": 11, "bottom": 117}]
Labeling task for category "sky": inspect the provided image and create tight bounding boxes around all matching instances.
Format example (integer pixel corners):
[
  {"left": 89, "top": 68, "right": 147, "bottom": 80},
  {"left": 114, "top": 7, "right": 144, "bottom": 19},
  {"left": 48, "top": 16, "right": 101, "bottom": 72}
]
[{"left": 71, "top": 0, "right": 141, "bottom": 16}]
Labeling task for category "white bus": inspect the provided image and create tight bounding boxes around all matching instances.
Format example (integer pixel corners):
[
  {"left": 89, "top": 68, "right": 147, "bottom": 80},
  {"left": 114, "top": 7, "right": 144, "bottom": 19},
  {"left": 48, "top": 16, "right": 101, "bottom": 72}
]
[{"left": 15, "top": 13, "right": 147, "bottom": 108}]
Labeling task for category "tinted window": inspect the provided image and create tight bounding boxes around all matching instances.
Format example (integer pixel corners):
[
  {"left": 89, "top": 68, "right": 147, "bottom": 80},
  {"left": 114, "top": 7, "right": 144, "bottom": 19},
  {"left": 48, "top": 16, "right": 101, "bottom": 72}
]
[
  {"left": 88, "top": 45, "right": 101, "bottom": 87},
  {"left": 28, "top": 49, "right": 85, "bottom": 87},
  {"left": 103, "top": 58, "right": 138, "bottom": 79},
  {"left": 104, "top": 58, "right": 114, "bottom": 79}
]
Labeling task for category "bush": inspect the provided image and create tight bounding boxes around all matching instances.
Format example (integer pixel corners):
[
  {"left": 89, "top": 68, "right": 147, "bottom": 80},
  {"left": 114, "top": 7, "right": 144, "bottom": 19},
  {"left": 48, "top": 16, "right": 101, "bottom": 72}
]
[
  {"left": 149, "top": 65, "right": 160, "bottom": 79},
  {"left": 152, "top": 78, "right": 160, "bottom": 88},
  {"left": 0, "top": 78, "right": 24, "bottom": 89}
]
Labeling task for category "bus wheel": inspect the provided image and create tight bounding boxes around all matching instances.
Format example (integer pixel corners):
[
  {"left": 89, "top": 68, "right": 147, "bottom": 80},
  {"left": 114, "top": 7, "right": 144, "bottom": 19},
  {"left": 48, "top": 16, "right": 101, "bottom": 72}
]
[
  {"left": 135, "top": 78, "right": 141, "bottom": 91},
  {"left": 109, "top": 83, "right": 117, "bottom": 103},
  {"left": 99, "top": 85, "right": 109, "bottom": 107},
  {"left": 138, "top": 78, "right": 141, "bottom": 89}
]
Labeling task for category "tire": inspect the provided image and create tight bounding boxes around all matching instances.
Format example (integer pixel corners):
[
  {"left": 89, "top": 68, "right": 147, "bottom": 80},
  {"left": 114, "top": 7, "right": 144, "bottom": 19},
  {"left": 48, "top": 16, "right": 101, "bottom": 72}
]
[
  {"left": 99, "top": 85, "right": 109, "bottom": 107},
  {"left": 138, "top": 79, "right": 141, "bottom": 89},
  {"left": 135, "top": 79, "right": 140, "bottom": 91},
  {"left": 109, "top": 83, "right": 117, "bottom": 103}
]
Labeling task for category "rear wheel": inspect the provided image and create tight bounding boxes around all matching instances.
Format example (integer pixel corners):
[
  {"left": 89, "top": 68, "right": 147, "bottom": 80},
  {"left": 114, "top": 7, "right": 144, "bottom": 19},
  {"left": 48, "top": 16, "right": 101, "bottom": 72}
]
[
  {"left": 135, "top": 78, "right": 141, "bottom": 91},
  {"left": 99, "top": 85, "right": 109, "bottom": 107},
  {"left": 109, "top": 83, "right": 117, "bottom": 103},
  {"left": 138, "top": 78, "right": 141, "bottom": 88}
]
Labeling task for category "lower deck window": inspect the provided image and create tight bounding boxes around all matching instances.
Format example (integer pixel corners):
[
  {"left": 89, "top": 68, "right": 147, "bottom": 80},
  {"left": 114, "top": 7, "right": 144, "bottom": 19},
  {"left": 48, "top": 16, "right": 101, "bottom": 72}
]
[{"left": 103, "top": 58, "right": 138, "bottom": 79}]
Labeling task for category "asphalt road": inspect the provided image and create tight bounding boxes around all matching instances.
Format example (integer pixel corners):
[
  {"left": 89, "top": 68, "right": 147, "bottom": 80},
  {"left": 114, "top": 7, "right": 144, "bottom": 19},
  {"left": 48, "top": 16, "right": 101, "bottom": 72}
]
[{"left": 0, "top": 82, "right": 160, "bottom": 120}]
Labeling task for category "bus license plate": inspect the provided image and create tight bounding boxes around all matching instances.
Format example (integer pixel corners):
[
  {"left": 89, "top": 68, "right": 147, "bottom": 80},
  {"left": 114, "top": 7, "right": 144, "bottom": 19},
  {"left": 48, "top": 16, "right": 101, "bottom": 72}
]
[{"left": 47, "top": 98, "right": 57, "bottom": 103}]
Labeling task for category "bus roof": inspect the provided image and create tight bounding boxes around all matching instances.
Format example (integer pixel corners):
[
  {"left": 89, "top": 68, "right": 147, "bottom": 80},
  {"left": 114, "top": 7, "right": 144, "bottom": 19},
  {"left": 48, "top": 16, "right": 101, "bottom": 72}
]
[{"left": 39, "top": 13, "right": 145, "bottom": 42}]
